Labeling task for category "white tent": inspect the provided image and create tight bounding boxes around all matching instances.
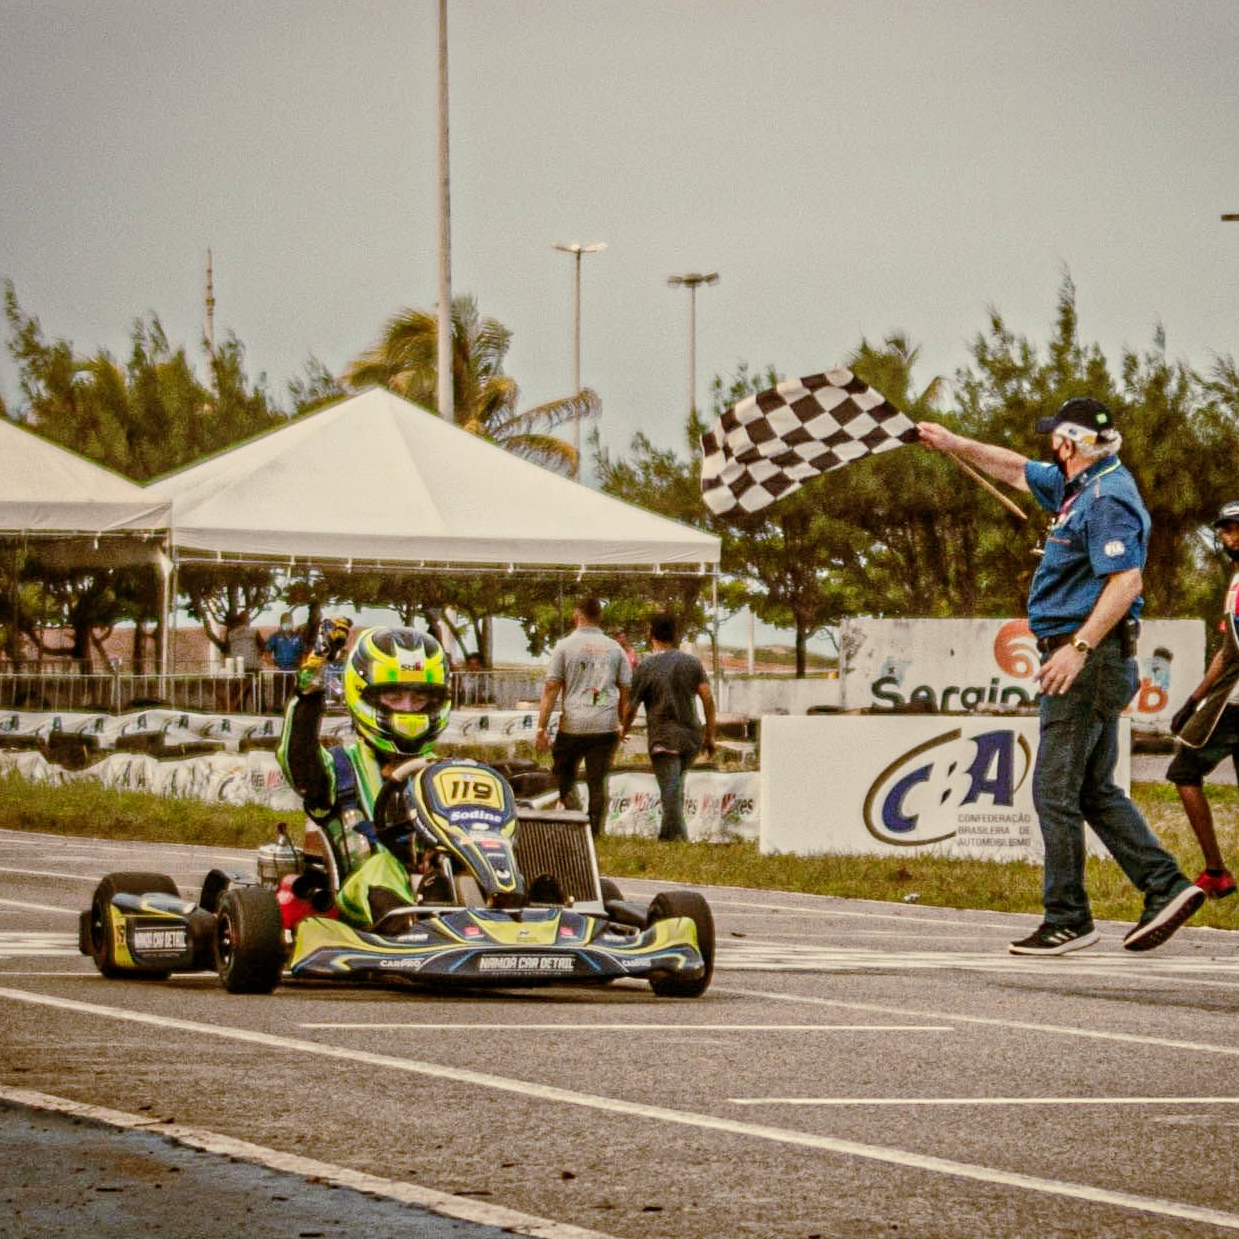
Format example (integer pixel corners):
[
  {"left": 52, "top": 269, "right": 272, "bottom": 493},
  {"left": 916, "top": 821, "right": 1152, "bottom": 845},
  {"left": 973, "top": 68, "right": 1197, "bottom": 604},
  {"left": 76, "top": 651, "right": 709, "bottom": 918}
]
[
  {"left": 0, "top": 417, "right": 174, "bottom": 673},
  {"left": 0, "top": 417, "right": 170, "bottom": 536},
  {"left": 148, "top": 387, "right": 720, "bottom": 571}
]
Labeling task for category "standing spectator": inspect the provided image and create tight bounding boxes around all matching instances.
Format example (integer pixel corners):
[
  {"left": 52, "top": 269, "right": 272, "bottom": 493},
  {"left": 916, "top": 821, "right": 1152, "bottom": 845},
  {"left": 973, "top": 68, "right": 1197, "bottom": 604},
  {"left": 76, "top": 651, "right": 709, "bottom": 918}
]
[
  {"left": 535, "top": 597, "right": 630, "bottom": 837},
  {"left": 614, "top": 627, "right": 640, "bottom": 673},
  {"left": 264, "top": 612, "right": 305, "bottom": 712},
  {"left": 1165, "top": 500, "right": 1239, "bottom": 899},
  {"left": 228, "top": 620, "right": 261, "bottom": 712},
  {"left": 918, "top": 398, "right": 1203, "bottom": 955},
  {"left": 459, "top": 651, "right": 487, "bottom": 705},
  {"left": 621, "top": 612, "right": 716, "bottom": 842}
]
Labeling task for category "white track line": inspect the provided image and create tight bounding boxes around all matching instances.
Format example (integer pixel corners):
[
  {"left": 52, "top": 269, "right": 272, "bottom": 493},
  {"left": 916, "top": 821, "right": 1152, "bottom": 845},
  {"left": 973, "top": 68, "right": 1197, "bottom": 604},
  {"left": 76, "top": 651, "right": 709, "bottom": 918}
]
[
  {"left": 3, "top": 986, "right": 1239, "bottom": 1231},
  {"left": 721, "top": 986, "right": 1239, "bottom": 1056},
  {"left": 303, "top": 1022, "right": 954, "bottom": 1032},
  {"left": 0, "top": 1085, "right": 617, "bottom": 1239},
  {"left": 730, "top": 1095, "right": 1239, "bottom": 1107}
]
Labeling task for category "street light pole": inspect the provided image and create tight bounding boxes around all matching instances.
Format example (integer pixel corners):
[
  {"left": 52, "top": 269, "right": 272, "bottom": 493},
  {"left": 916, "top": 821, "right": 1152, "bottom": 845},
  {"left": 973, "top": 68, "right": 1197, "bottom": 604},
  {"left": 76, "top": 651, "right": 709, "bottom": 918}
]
[
  {"left": 553, "top": 241, "right": 606, "bottom": 479},
  {"left": 436, "top": 0, "right": 453, "bottom": 422},
  {"left": 667, "top": 272, "right": 719, "bottom": 419}
]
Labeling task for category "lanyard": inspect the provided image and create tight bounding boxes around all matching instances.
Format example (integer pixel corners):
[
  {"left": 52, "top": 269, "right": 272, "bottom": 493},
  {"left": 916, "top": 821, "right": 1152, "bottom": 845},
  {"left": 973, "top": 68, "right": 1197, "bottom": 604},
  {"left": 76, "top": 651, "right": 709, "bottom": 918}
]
[{"left": 1051, "top": 459, "right": 1121, "bottom": 531}]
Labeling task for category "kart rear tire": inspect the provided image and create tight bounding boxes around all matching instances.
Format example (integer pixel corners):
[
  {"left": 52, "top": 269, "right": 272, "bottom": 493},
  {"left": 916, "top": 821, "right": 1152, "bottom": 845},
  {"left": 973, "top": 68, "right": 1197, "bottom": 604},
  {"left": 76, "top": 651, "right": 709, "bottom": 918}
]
[
  {"left": 88, "top": 872, "right": 179, "bottom": 980},
  {"left": 600, "top": 877, "right": 624, "bottom": 906},
  {"left": 215, "top": 885, "right": 284, "bottom": 994},
  {"left": 646, "top": 890, "right": 714, "bottom": 998}
]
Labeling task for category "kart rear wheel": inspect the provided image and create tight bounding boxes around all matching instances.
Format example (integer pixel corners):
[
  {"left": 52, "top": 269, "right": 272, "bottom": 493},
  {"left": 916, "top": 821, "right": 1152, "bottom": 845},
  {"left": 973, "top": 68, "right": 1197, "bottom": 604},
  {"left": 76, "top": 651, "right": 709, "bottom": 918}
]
[
  {"left": 215, "top": 885, "right": 284, "bottom": 994},
  {"left": 88, "top": 872, "right": 178, "bottom": 980},
  {"left": 646, "top": 890, "right": 714, "bottom": 998},
  {"left": 600, "top": 877, "right": 624, "bottom": 906}
]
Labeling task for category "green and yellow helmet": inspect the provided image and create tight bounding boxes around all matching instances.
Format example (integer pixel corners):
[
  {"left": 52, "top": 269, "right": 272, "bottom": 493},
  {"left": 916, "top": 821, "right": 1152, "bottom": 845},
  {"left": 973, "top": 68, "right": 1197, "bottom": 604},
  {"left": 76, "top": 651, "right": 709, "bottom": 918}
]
[{"left": 343, "top": 627, "right": 451, "bottom": 756}]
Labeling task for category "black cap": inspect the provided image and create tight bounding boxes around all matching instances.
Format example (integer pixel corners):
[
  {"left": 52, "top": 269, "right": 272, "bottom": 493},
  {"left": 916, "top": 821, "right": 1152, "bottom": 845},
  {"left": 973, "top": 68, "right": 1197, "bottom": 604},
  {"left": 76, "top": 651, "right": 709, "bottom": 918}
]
[
  {"left": 1212, "top": 500, "right": 1239, "bottom": 529},
  {"left": 1034, "top": 397, "right": 1118, "bottom": 443}
]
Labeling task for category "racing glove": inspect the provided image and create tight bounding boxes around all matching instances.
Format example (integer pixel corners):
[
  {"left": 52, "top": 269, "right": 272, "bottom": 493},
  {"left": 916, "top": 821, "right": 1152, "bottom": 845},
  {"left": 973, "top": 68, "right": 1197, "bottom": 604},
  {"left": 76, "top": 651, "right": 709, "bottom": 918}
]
[
  {"left": 296, "top": 616, "right": 353, "bottom": 694},
  {"left": 1170, "top": 696, "right": 1199, "bottom": 736}
]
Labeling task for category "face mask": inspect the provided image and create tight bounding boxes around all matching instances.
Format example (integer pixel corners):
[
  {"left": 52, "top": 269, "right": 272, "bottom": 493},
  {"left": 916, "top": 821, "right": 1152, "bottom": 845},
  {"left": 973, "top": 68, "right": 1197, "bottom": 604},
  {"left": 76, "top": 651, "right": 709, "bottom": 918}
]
[
  {"left": 281, "top": 623, "right": 292, "bottom": 633},
  {"left": 1046, "top": 441, "right": 1069, "bottom": 477}
]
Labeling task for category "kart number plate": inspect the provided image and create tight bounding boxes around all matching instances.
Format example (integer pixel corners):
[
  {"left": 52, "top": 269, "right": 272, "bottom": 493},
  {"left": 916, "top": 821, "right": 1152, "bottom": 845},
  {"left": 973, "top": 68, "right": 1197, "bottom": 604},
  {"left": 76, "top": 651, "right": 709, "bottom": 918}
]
[
  {"left": 133, "top": 927, "right": 187, "bottom": 953},
  {"left": 477, "top": 954, "right": 575, "bottom": 974},
  {"left": 432, "top": 769, "right": 504, "bottom": 808}
]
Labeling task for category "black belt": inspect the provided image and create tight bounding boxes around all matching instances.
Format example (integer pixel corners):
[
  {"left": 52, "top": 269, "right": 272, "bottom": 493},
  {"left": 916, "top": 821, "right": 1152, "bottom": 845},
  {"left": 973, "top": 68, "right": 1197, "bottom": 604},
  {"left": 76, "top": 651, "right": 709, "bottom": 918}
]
[
  {"left": 1036, "top": 633, "right": 1076, "bottom": 656},
  {"left": 1035, "top": 629, "right": 1125, "bottom": 657}
]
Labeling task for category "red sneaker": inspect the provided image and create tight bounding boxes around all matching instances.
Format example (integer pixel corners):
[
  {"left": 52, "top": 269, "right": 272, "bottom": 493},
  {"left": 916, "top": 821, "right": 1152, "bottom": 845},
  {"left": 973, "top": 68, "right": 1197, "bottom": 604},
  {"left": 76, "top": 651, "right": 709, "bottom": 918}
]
[{"left": 1194, "top": 869, "right": 1237, "bottom": 899}]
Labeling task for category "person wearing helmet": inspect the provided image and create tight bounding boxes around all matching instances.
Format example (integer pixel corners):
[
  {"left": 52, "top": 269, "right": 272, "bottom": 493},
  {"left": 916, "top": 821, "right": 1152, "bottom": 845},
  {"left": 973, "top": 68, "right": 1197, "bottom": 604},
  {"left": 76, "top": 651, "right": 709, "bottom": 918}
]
[
  {"left": 1165, "top": 501, "right": 1239, "bottom": 900},
  {"left": 918, "top": 398, "right": 1203, "bottom": 955},
  {"left": 277, "top": 619, "right": 451, "bottom": 926}
]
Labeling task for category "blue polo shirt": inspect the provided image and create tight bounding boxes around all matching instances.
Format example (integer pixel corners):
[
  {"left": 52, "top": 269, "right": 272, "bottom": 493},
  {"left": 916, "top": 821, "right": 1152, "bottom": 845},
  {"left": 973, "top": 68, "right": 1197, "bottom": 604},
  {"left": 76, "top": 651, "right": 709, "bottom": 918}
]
[
  {"left": 265, "top": 629, "right": 305, "bottom": 671},
  {"left": 1024, "top": 456, "right": 1149, "bottom": 639}
]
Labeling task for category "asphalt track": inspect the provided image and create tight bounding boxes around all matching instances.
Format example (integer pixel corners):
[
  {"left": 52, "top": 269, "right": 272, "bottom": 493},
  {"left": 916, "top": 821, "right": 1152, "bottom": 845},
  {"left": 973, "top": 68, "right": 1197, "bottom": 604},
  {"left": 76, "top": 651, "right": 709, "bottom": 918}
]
[{"left": 3, "top": 827, "right": 1239, "bottom": 1239}]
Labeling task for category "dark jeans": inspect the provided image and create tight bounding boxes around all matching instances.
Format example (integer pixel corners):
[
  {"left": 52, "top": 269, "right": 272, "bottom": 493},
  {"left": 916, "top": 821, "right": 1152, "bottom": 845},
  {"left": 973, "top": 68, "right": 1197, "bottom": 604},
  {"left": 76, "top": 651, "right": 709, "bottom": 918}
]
[
  {"left": 1034, "top": 640, "right": 1186, "bottom": 928},
  {"left": 551, "top": 731, "right": 618, "bottom": 837},
  {"left": 651, "top": 748, "right": 698, "bottom": 841}
]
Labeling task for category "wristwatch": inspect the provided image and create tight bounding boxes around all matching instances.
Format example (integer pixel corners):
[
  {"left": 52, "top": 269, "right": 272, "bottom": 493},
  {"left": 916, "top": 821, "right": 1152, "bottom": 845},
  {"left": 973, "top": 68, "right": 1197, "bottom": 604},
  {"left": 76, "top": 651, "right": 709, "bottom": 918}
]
[{"left": 1070, "top": 635, "right": 1092, "bottom": 655}]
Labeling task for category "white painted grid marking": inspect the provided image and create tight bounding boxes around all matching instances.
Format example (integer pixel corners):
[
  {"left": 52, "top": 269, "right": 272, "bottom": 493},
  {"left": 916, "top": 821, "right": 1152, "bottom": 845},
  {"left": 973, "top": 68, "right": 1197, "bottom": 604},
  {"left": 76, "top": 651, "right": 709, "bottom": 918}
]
[
  {"left": 0, "top": 1085, "right": 618, "bottom": 1239},
  {"left": 4, "top": 986, "right": 1239, "bottom": 1232}
]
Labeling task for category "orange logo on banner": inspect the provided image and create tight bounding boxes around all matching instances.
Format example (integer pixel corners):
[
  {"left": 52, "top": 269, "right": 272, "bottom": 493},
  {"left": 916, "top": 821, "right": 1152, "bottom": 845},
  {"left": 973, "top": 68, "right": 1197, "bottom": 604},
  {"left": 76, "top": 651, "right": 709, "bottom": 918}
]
[{"left": 993, "top": 619, "right": 1038, "bottom": 679}]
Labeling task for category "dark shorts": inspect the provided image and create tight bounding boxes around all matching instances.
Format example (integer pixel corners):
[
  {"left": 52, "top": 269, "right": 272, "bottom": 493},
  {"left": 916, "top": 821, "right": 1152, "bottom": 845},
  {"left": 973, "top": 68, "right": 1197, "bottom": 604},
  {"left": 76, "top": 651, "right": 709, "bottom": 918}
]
[{"left": 1166, "top": 703, "right": 1239, "bottom": 786}]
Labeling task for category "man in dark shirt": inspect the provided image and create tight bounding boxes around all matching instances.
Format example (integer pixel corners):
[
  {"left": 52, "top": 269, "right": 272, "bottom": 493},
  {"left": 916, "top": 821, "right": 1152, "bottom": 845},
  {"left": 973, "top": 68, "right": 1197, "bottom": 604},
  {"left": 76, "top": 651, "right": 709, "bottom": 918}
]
[
  {"left": 919, "top": 398, "right": 1201, "bottom": 955},
  {"left": 621, "top": 611, "right": 715, "bottom": 842}
]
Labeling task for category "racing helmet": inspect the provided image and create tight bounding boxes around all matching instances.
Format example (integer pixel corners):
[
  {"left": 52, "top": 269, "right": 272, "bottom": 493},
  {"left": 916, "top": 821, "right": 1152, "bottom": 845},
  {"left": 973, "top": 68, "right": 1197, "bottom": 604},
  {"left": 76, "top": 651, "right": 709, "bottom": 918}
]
[
  {"left": 1213, "top": 500, "right": 1239, "bottom": 562},
  {"left": 343, "top": 627, "right": 451, "bottom": 756}
]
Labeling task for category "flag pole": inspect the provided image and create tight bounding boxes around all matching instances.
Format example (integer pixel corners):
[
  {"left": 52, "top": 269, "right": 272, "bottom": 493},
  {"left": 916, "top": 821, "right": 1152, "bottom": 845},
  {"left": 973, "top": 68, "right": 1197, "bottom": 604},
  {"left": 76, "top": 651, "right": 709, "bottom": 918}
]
[{"left": 945, "top": 451, "right": 1026, "bottom": 521}]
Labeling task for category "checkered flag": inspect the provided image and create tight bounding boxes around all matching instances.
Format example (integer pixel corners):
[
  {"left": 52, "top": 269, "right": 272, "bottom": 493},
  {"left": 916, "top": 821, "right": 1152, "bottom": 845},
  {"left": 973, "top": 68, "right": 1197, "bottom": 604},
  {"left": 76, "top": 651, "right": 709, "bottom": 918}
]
[{"left": 700, "top": 367, "right": 919, "bottom": 517}]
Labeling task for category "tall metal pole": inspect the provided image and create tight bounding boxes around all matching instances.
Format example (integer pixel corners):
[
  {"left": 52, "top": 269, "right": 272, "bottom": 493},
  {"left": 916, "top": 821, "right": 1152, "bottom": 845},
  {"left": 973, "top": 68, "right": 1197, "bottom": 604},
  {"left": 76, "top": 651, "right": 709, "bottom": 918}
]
[
  {"left": 666, "top": 272, "right": 718, "bottom": 417},
  {"left": 436, "top": 0, "right": 453, "bottom": 421},
  {"left": 553, "top": 241, "right": 606, "bottom": 479}
]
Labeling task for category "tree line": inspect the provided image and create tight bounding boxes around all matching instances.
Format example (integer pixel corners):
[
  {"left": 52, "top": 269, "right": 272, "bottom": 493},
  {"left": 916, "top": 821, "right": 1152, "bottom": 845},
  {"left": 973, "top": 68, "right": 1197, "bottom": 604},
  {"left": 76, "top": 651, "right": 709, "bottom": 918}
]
[{"left": 2, "top": 274, "right": 1237, "bottom": 676}]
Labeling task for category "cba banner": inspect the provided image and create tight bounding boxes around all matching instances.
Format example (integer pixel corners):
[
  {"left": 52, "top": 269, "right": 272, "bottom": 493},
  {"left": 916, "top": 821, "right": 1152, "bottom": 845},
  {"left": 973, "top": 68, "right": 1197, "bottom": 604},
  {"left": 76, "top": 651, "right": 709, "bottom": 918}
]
[{"left": 760, "top": 714, "right": 1118, "bottom": 860}]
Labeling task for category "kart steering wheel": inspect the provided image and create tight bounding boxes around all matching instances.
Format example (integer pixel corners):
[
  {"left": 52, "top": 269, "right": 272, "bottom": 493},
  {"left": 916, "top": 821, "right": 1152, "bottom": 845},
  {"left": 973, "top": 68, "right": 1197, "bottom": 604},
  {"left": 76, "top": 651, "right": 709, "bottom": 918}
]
[{"left": 371, "top": 757, "right": 434, "bottom": 850}]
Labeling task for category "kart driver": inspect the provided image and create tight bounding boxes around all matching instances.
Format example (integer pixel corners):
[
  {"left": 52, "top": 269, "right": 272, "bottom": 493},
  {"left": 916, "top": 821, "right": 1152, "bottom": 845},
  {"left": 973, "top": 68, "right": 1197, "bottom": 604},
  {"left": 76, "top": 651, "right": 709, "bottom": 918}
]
[{"left": 277, "top": 618, "right": 451, "bottom": 927}]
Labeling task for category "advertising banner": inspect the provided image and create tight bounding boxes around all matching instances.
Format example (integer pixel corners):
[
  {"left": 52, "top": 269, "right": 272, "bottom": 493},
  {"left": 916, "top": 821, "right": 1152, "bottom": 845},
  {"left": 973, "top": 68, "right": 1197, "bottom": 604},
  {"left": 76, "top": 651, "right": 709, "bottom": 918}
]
[
  {"left": 839, "top": 617, "right": 1203, "bottom": 727},
  {"left": 760, "top": 714, "right": 1123, "bottom": 860},
  {"left": 1, "top": 738, "right": 756, "bottom": 839},
  {"left": 604, "top": 770, "right": 759, "bottom": 842}
]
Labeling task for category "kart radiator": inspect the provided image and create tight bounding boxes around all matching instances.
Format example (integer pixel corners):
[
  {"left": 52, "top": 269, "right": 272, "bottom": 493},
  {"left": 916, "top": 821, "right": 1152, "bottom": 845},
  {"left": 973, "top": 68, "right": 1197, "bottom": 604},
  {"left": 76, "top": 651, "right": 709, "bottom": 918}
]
[{"left": 514, "top": 810, "right": 601, "bottom": 904}]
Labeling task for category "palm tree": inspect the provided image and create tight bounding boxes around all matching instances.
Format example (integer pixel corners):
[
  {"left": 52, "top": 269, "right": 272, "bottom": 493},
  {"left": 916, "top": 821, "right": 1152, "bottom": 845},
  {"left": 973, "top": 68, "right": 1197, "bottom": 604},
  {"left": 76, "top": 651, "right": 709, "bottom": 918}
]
[{"left": 344, "top": 295, "right": 599, "bottom": 475}]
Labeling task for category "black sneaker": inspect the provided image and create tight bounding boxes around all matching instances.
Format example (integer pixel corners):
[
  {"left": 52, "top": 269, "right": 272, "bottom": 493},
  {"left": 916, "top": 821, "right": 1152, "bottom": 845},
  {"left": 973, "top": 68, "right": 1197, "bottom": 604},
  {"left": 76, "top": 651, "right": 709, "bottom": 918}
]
[
  {"left": 1008, "top": 923, "right": 1100, "bottom": 955},
  {"left": 1123, "top": 884, "right": 1205, "bottom": 952}
]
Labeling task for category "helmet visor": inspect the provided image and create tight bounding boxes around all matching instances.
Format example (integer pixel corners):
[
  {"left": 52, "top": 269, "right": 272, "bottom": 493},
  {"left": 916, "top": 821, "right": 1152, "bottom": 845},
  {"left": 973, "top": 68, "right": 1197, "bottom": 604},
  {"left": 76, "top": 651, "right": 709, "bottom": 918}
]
[{"left": 364, "top": 684, "right": 447, "bottom": 714}]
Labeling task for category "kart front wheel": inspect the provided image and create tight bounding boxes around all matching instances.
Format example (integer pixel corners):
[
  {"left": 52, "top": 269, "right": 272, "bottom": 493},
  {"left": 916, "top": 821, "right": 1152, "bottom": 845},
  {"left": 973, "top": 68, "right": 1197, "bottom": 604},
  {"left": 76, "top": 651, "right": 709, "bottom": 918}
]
[
  {"left": 215, "top": 886, "right": 284, "bottom": 994},
  {"left": 88, "top": 872, "right": 178, "bottom": 980},
  {"left": 646, "top": 890, "right": 714, "bottom": 998}
]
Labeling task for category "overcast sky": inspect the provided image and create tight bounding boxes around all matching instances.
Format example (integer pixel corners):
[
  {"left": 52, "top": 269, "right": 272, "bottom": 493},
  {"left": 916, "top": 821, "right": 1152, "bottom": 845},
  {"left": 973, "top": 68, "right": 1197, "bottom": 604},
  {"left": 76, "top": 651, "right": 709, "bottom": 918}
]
[{"left": 4, "top": 0, "right": 1237, "bottom": 472}]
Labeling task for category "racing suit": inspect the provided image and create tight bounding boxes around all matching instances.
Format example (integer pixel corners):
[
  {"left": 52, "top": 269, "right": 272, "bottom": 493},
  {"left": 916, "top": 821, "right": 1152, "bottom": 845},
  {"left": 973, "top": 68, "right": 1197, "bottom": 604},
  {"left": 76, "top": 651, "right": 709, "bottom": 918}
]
[{"left": 276, "top": 684, "right": 419, "bottom": 927}]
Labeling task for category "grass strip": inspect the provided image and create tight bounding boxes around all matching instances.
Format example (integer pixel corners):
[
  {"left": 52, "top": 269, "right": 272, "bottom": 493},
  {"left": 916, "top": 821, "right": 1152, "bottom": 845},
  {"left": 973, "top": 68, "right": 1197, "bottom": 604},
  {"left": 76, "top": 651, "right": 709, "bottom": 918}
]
[{"left": 2, "top": 773, "right": 1236, "bottom": 930}]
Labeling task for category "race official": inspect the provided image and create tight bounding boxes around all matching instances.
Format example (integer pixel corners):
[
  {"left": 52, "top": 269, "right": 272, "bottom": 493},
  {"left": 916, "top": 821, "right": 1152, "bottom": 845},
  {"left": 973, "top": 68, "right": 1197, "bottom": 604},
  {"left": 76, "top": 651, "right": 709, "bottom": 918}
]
[{"left": 918, "top": 397, "right": 1202, "bottom": 956}]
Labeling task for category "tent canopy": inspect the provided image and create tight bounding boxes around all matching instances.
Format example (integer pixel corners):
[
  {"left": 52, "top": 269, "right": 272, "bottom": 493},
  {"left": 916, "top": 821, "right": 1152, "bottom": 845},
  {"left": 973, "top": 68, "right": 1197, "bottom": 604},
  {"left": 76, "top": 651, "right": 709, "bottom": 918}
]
[
  {"left": 0, "top": 417, "right": 170, "bottom": 537},
  {"left": 149, "top": 388, "right": 719, "bottom": 571}
]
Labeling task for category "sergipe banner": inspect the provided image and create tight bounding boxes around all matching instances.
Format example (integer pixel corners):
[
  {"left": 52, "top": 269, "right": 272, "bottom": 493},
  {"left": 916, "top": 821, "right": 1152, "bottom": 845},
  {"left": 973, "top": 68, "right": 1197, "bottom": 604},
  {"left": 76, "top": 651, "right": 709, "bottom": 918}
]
[{"left": 839, "top": 617, "right": 1202, "bottom": 726}]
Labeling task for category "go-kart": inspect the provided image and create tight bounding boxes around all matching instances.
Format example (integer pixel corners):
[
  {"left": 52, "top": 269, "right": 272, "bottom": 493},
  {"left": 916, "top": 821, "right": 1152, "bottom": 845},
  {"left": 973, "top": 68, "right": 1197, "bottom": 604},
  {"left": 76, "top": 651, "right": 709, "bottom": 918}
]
[{"left": 80, "top": 755, "right": 714, "bottom": 998}]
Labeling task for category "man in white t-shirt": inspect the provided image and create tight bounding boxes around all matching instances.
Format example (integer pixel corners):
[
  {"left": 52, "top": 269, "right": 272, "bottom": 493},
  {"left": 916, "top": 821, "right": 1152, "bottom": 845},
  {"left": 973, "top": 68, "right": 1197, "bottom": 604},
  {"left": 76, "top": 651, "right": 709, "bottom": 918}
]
[{"left": 535, "top": 597, "right": 631, "bottom": 837}]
